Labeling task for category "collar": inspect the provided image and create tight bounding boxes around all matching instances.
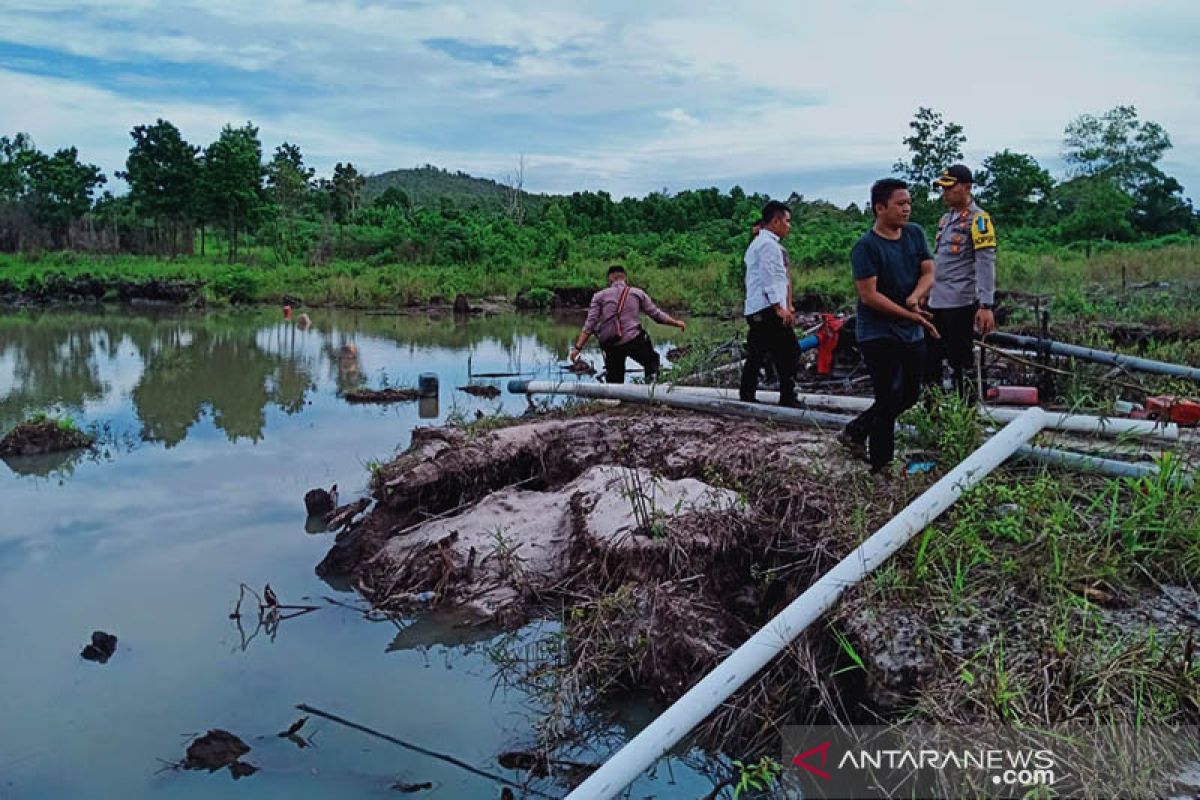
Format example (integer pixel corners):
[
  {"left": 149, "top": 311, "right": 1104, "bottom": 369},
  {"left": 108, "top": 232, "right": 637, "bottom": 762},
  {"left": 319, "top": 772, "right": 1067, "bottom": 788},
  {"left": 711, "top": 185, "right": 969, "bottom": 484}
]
[{"left": 757, "top": 229, "right": 780, "bottom": 243}]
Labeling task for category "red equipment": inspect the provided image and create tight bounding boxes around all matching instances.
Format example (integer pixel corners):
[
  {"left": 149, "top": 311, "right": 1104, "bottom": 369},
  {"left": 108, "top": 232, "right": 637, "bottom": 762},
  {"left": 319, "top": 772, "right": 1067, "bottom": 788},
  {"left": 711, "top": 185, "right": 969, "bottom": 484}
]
[
  {"left": 814, "top": 314, "right": 846, "bottom": 375},
  {"left": 1146, "top": 395, "right": 1200, "bottom": 426}
]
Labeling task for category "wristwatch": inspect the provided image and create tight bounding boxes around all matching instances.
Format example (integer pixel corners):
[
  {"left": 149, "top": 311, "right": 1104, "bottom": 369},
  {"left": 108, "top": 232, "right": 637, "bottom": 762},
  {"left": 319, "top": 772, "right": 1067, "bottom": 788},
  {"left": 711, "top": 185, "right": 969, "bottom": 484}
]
[{"left": 978, "top": 302, "right": 994, "bottom": 310}]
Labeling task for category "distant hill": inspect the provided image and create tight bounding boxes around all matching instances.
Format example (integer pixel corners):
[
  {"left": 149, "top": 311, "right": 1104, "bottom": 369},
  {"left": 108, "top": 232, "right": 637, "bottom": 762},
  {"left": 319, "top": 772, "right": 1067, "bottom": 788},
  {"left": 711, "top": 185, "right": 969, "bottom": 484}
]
[{"left": 363, "top": 164, "right": 546, "bottom": 214}]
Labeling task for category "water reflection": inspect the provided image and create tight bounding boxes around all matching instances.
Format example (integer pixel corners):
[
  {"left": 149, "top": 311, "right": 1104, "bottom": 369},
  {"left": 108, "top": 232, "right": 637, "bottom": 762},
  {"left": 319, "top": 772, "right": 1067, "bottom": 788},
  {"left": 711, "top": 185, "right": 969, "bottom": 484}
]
[
  {"left": 132, "top": 327, "right": 314, "bottom": 446},
  {"left": 2, "top": 446, "right": 86, "bottom": 477},
  {"left": 0, "top": 306, "right": 722, "bottom": 799},
  {"left": 0, "top": 307, "right": 601, "bottom": 450}
]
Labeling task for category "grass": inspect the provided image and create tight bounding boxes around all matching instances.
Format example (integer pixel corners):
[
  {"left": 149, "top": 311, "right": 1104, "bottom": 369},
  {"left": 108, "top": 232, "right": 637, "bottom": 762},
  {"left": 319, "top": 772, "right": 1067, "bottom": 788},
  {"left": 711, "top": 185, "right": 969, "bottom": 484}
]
[
  {"left": 24, "top": 410, "right": 81, "bottom": 434},
  {"left": 846, "top": 440, "right": 1200, "bottom": 726},
  {"left": 7, "top": 234, "right": 1198, "bottom": 795},
  {"left": 3, "top": 238, "right": 1196, "bottom": 320}
]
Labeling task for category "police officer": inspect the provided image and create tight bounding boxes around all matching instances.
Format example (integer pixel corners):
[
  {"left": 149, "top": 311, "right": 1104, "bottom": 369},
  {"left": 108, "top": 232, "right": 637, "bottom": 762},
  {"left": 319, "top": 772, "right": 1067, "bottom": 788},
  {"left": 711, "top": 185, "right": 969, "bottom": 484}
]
[{"left": 925, "top": 164, "right": 997, "bottom": 401}]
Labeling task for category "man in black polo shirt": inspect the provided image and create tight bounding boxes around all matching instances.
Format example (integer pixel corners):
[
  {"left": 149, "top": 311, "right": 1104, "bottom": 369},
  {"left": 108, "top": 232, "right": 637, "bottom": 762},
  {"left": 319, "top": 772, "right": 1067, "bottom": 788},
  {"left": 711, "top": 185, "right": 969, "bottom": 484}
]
[{"left": 837, "top": 178, "right": 940, "bottom": 475}]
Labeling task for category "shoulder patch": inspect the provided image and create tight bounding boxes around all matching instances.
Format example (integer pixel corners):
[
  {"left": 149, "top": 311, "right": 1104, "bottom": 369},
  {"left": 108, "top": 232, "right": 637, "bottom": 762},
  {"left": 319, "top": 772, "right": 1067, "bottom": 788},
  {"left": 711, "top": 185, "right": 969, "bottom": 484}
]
[{"left": 971, "top": 212, "right": 996, "bottom": 249}]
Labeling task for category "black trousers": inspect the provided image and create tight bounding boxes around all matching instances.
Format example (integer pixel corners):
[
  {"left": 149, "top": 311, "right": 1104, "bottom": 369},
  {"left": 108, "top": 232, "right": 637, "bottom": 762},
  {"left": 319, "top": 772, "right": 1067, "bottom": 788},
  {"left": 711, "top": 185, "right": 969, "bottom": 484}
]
[
  {"left": 602, "top": 330, "right": 660, "bottom": 384},
  {"left": 739, "top": 309, "right": 800, "bottom": 404},
  {"left": 924, "top": 304, "right": 977, "bottom": 401},
  {"left": 845, "top": 338, "right": 927, "bottom": 472}
]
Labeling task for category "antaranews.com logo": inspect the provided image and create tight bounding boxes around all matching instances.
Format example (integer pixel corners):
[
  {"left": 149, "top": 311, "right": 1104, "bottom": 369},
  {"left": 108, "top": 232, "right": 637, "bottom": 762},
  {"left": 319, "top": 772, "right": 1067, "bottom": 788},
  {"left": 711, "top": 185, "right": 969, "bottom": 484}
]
[
  {"left": 791, "top": 738, "right": 1054, "bottom": 790},
  {"left": 781, "top": 724, "right": 1199, "bottom": 799}
]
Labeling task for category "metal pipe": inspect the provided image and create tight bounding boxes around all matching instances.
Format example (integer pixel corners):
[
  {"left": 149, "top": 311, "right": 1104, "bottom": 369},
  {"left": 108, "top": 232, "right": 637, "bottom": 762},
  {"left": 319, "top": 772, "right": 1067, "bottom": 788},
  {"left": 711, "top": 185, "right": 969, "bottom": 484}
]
[
  {"left": 564, "top": 409, "right": 1049, "bottom": 800},
  {"left": 671, "top": 386, "right": 1178, "bottom": 441},
  {"left": 1013, "top": 444, "right": 1161, "bottom": 479},
  {"left": 986, "top": 331, "right": 1200, "bottom": 382}
]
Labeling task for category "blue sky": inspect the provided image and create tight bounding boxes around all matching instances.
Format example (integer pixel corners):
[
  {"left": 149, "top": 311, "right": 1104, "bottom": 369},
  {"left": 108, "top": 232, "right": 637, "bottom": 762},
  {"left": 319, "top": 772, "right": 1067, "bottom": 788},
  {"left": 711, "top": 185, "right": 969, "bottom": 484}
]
[{"left": 1, "top": 0, "right": 1197, "bottom": 206}]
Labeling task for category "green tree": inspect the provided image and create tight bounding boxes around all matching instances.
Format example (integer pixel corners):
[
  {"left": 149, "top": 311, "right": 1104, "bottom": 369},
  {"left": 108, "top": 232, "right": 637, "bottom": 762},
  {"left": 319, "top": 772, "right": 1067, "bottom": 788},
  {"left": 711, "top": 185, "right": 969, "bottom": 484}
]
[
  {"left": 0, "top": 133, "right": 38, "bottom": 202},
  {"left": 24, "top": 147, "right": 106, "bottom": 247},
  {"left": 373, "top": 186, "right": 410, "bottom": 211},
  {"left": 975, "top": 150, "right": 1054, "bottom": 227},
  {"left": 1055, "top": 176, "right": 1135, "bottom": 244},
  {"left": 202, "top": 123, "right": 265, "bottom": 262},
  {"left": 893, "top": 107, "right": 966, "bottom": 208},
  {"left": 1062, "top": 106, "right": 1191, "bottom": 235},
  {"left": 539, "top": 199, "right": 572, "bottom": 264},
  {"left": 1063, "top": 105, "right": 1170, "bottom": 191},
  {"left": 1131, "top": 169, "right": 1195, "bottom": 236},
  {"left": 116, "top": 119, "right": 200, "bottom": 256},
  {"left": 91, "top": 190, "right": 138, "bottom": 251},
  {"left": 0, "top": 133, "right": 40, "bottom": 251},
  {"left": 264, "top": 142, "right": 315, "bottom": 261},
  {"left": 329, "top": 161, "right": 365, "bottom": 224}
]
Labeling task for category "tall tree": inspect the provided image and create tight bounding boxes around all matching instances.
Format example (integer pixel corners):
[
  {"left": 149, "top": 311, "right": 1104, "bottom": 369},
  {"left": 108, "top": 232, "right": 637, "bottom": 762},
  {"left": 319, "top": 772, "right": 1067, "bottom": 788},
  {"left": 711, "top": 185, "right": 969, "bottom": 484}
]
[
  {"left": 1063, "top": 106, "right": 1191, "bottom": 235},
  {"left": 203, "top": 123, "right": 265, "bottom": 262},
  {"left": 0, "top": 133, "right": 38, "bottom": 202},
  {"left": 116, "top": 119, "right": 200, "bottom": 256},
  {"left": 975, "top": 150, "right": 1054, "bottom": 227},
  {"left": 24, "top": 147, "right": 106, "bottom": 247},
  {"left": 265, "top": 142, "right": 315, "bottom": 261},
  {"left": 1063, "top": 105, "right": 1170, "bottom": 191},
  {"left": 0, "top": 133, "right": 40, "bottom": 251},
  {"left": 1130, "top": 169, "right": 1196, "bottom": 236},
  {"left": 893, "top": 107, "right": 966, "bottom": 203},
  {"left": 329, "top": 162, "right": 365, "bottom": 224},
  {"left": 893, "top": 107, "right": 966, "bottom": 225}
]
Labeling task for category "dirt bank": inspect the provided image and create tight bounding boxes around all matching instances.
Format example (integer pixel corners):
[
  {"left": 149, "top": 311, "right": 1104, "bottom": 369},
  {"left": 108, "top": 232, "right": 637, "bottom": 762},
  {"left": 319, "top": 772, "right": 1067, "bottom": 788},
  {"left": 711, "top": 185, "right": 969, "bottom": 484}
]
[
  {"left": 319, "top": 404, "right": 1200, "bottom": 764},
  {"left": 0, "top": 275, "right": 205, "bottom": 306},
  {"left": 0, "top": 418, "right": 94, "bottom": 457}
]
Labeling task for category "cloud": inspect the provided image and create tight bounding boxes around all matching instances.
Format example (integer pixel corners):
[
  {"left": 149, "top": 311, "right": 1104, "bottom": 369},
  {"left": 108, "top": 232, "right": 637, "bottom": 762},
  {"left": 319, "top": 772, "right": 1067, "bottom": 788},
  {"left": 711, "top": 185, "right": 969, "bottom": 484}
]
[
  {"left": 0, "top": 1, "right": 1195, "bottom": 205},
  {"left": 659, "top": 108, "right": 700, "bottom": 127}
]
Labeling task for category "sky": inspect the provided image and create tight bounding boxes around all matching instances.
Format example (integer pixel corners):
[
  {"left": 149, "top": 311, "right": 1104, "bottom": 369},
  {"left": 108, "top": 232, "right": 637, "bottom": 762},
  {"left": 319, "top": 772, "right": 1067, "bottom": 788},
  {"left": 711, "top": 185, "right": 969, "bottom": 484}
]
[{"left": 1, "top": 0, "right": 1198, "bottom": 207}]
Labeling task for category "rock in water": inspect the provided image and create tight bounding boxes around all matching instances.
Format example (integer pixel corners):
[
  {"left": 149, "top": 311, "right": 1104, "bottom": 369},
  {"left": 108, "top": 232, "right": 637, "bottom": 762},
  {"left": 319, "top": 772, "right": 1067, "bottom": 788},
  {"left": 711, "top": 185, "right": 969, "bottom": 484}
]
[
  {"left": 1, "top": 419, "right": 94, "bottom": 457},
  {"left": 453, "top": 293, "right": 471, "bottom": 314},
  {"left": 184, "top": 729, "right": 256, "bottom": 779},
  {"left": 305, "top": 487, "right": 334, "bottom": 516},
  {"left": 81, "top": 630, "right": 118, "bottom": 663}
]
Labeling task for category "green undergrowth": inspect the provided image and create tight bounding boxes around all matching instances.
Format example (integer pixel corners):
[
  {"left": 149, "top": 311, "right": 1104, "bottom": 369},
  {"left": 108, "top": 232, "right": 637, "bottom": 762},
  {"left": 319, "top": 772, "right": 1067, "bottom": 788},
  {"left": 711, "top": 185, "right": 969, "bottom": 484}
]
[{"left": 3, "top": 240, "right": 1196, "bottom": 321}]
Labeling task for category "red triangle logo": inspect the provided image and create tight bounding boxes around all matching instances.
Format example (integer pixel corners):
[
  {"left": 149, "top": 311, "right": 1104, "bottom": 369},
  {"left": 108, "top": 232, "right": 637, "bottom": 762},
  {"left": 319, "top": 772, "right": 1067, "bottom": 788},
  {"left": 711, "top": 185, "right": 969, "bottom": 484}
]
[{"left": 791, "top": 741, "right": 832, "bottom": 780}]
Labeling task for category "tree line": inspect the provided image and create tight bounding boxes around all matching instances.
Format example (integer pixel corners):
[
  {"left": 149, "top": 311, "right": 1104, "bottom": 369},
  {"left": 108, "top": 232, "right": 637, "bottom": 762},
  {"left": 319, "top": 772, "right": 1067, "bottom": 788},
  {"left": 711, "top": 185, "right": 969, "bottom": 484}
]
[{"left": 0, "top": 106, "right": 1194, "bottom": 269}]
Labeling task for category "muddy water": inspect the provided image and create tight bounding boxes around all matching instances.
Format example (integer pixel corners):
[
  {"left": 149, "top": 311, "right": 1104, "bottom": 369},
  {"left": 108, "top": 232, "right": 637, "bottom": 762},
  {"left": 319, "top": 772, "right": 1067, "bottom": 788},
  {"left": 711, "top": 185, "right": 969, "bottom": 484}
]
[{"left": 0, "top": 307, "right": 720, "bottom": 799}]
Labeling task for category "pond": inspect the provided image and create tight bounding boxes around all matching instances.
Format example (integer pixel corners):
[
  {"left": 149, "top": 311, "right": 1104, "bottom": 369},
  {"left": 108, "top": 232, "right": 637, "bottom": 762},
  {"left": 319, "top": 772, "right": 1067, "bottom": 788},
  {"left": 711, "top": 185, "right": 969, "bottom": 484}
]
[{"left": 0, "top": 306, "right": 724, "bottom": 799}]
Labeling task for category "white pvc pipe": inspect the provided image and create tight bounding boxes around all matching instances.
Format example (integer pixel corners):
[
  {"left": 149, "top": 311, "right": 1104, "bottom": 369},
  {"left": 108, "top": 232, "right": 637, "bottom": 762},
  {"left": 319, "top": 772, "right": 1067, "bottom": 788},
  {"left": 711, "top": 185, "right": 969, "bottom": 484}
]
[
  {"left": 510, "top": 381, "right": 1168, "bottom": 480},
  {"left": 671, "top": 386, "right": 1178, "bottom": 442},
  {"left": 564, "top": 408, "right": 1049, "bottom": 800},
  {"left": 1015, "top": 444, "right": 1161, "bottom": 479},
  {"left": 508, "top": 380, "right": 851, "bottom": 428}
]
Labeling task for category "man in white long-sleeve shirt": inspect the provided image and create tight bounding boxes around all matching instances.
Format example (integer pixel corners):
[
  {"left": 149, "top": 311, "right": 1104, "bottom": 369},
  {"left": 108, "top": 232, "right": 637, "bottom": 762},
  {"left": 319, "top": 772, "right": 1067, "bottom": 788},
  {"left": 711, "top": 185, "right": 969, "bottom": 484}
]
[{"left": 739, "top": 200, "right": 800, "bottom": 406}]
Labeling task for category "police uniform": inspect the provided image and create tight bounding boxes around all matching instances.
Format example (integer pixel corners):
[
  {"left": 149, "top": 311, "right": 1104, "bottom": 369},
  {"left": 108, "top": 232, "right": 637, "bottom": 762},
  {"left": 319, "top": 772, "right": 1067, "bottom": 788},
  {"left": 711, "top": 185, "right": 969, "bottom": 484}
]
[{"left": 926, "top": 168, "right": 997, "bottom": 400}]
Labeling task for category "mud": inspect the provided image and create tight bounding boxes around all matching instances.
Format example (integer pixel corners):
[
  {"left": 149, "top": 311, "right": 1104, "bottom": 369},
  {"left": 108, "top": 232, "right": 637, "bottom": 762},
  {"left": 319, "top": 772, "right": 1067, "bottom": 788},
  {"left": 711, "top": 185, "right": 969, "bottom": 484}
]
[
  {"left": 318, "top": 407, "right": 864, "bottom": 738},
  {"left": 514, "top": 286, "right": 597, "bottom": 309},
  {"left": 0, "top": 275, "right": 203, "bottom": 306},
  {"left": 457, "top": 384, "right": 501, "bottom": 398},
  {"left": 343, "top": 388, "right": 421, "bottom": 403},
  {"left": 0, "top": 419, "right": 94, "bottom": 457},
  {"left": 365, "top": 463, "right": 741, "bottom": 620},
  {"left": 320, "top": 404, "right": 1200, "bottom": 755}
]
